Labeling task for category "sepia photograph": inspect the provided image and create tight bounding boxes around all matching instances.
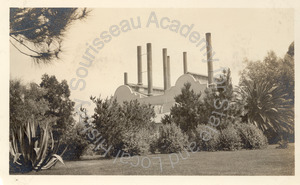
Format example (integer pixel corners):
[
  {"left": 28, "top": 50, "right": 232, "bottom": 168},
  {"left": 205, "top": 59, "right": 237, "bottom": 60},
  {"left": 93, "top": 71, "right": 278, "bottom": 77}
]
[{"left": 1, "top": 1, "right": 299, "bottom": 184}]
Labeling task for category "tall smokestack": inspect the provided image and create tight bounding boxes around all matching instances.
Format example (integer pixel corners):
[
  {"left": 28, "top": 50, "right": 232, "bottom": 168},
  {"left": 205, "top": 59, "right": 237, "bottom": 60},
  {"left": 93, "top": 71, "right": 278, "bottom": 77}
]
[
  {"left": 183, "top": 52, "right": 187, "bottom": 74},
  {"left": 137, "top": 46, "right": 142, "bottom": 85},
  {"left": 167, "top": 56, "right": 171, "bottom": 88},
  {"left": 124, "top": 72, "right": 128, "bottom": 85},
  {"left": 147, "top": 43, "right": 153, "bottom": 96},
  {"left": 206, "top": 33, "right": 213, "bottom": 85},
  {"left": 162, "top": 48, "right": 168, "bottom": 91}
]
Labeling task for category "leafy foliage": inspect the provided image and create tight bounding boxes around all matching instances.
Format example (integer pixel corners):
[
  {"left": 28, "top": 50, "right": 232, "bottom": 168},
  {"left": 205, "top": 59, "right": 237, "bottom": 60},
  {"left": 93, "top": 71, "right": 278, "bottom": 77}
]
[
  {"left": 239, "top": 47, "right": 294, "bottom": 104},
  {"left": 238, "top": 80, "right": 294, "bottom": 141},
  {"left": 10, "top": 75, "right": 77, "bottom": 161},
  {"left": 162, "top": 83, "right": 204, "bottom": 133},
  {"left": 9, "top": 118, "right": 66, "bottom": 173},
  {"left": 10, "top": 75, "right": 75, "bottom": 135},
  {"left": 236, "top": 123, "right": 268, "bottom": 149},
  {"left": 10, "top": 80, "right": 50, "bottom": 131},
  {"left": 40, "top": 74, "right": 75, "bottom": 140},
  {"left": 157, "top": 123, "right": 189, "bottom": 154},
  {"left": 59, "top": 124, "right": 89, "bottom": 160},
  {"left": 10, "top": 8, "right": 90, "bottom": 63},
  {"left": 203, "top": 68, "right": 244, "bottom": 130},
  {"left": 162, "top": 69, "right": 244, "bottom": 152},
  {"left": 90, "top": 97, "right": 156, "bottom": 157},
  {"left": 239, "top": 43, "right": 294, "bottom": 144},
  {"left": 194, "top": 124, "right": 220, "bottom": 151},
  {"left": 219, "top": 124, "right": 242, "bottom": 151},
  {"left": 122, "top": 127, "right": 157, "bottom": 155}
]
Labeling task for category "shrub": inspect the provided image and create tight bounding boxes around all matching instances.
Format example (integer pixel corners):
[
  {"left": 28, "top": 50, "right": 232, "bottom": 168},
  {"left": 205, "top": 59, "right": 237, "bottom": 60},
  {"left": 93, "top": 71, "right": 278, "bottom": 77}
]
[
  {"left": 161, "top": 83, "right": 204, "bottom": 133},
  {"left": 194, "top": 124, "right": 220, "bottom": 151},
  {"left": 59, "top": 124, "right": 89, "bottom": 160},
  {"left": 219, "top": 124, "right": 242, "bottom": 151},
  {"left": 157, "top": 123, "right": 188, "bottom": 154},
  {"left": 186, "top": 129, "right": 197, "bottom": 143},
  {"left": 90, "top": 97, "right": 156, "bottom": 157},
  {"left": 276, "top": 140, "right": 289, "bottom": 149},
  {"left": 123, "top": 128, "right": 150, "bottom": 155},
  {"left": 9, "top": 118, "right": 65, "bottom": 173},
  {"left": 82, "top": 144, "right": 97, "bottom": 156},
  {"left": 148, "top": 124, "right": 160, "bottom": 154},
  {"left": 236, "top": 123, "right": 268, "bottom": 149},
  {"left": 119, "top": 125, "right": 159, "bottom": 156}
]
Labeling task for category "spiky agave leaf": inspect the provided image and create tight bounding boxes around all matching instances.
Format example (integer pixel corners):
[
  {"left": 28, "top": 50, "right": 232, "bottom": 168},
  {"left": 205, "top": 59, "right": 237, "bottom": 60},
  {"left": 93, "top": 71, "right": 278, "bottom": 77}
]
[
  {"left": 9, "top": 117, "right": 65, "bottom": 172},
  {"left": 9, "top": 140, "right": 22, "bottom": 165},
  {"left": 35, "top": 123, "right": 50, "bottom": 169},
  {"left": 41, "top": 154, "right": 65, "bottom": 170}
]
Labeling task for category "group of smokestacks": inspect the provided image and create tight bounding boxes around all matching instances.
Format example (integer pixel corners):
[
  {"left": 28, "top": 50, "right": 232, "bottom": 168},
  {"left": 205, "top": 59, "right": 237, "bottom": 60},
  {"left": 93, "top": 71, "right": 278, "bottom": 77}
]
[{"left": 124, "top": 33, "right": 214, "bottom": 96}]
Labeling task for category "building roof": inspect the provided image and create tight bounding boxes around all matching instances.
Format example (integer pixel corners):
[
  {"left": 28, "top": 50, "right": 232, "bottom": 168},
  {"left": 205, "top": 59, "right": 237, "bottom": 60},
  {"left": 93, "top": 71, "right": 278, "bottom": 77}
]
[
  {"left": 127, "top": 83, "right": 164, "bottom": 91},
  {"left": 127, "top": 83, "right": 164, "bottom": 96},
  {"left": 186, "top": 72, "right": 208, "bottom": 80}
]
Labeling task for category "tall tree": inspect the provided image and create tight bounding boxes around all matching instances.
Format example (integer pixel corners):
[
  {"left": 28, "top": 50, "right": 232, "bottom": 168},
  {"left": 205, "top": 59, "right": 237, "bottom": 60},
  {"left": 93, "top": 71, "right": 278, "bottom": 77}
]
[
  {"left": 238, "top": 80, "right": 293, "bottom": 144},
  {"left": 282, "top": 42, "right": 294, "bottom": 104},
  {"left": 90, "top": 97, "right": 155, "bottom": 157},
  {"left": 10, "top": 80, "right": 50, "bottom": 131},
  {"left": 40, "top": 74, "right": 75, "bottom": 139},
  {"left": 239, "top": 42, "right": 294, "bottom": 104},
  {"left": 203, "top": 68, "right": 243, "bottom": 130},
  {"left": 163, "top": 69, "right": 241, "bottom": 133},
  {"left": 162, "top": 82, "right": 204, "bottom": 133},
  {"left": 239, "top": 42, "right": 294, "bottom": 144},
  {"left": 10, "top": 8, "right": 89, "bottom": 63}
]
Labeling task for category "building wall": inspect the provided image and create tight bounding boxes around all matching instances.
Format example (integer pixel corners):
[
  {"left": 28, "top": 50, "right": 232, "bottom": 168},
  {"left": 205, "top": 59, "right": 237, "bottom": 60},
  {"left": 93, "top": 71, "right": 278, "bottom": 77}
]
[{"left": 114, "top": 73, "right": 208, "bottom": 122}]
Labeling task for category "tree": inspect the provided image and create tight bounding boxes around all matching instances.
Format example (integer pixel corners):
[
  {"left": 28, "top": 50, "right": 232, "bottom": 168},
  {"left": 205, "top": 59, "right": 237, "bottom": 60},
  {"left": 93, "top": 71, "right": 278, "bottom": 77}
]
[
  {"left": 10, "top": 75, "right": 79, "bottom": 160},
  {"left": 239, "top": 42, "right": 294, "bottom": 104},
  {"left": 10, "top": 8, "right": 90, "bottom": 63},
  {"left": 238, "top": 80, "right": 294, "bottom": 145},
  {"left": 162, "top": 82, "right": 204, "bottom": 133},
  {"left": 39, "top": 74, "right": 75, "bottom": 140},
  {"left": 10, "top": 75, "right": 75, "bottom": 133},
  {"left": 163, "top": 69, "right": 241, "bottom": 134},
  {"left": 89, "top": 97, "right": 156, "bottom": 157},
  {"left": 202, "top": 68, "right": 243, "bottom": 130},
  {"left": 239, "top": 42, "right": 294, "bottom": 145},
  {"left": 10, "top": 79, "right": 50, "bottom": 131},
  {"left": 282, "top": 42, "right": 294, "bottom": 104}
]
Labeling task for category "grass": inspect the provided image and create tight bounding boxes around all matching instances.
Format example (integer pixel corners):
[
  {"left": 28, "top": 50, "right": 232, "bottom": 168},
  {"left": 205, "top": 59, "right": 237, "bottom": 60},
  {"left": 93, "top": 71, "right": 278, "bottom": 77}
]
[{"left": 21, "top": 144, "right": 294, "bottom": 175}]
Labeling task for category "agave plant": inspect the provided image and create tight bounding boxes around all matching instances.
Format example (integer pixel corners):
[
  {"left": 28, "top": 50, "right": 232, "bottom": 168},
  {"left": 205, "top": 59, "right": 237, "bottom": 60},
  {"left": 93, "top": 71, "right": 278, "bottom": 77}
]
[
  {"left": 238, "top": 80, "right": 294, "bottom": 141},
  {"left": 9, "top": 118, "right": 67, "bottom": 173}
]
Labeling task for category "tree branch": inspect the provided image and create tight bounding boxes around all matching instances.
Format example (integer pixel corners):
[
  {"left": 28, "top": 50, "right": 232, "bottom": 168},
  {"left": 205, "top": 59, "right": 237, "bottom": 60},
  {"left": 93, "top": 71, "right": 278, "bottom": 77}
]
[
  {"left": 10, "top": 23, "right": 49, "bottom": 36},
  {"left": 10, "top": 35, "right": 41, "bottom": 55},
  {"left": 10, "top": 40, "right": 37, "bottom": 58},
  {"left": 10, "top": 27, "right": 36, "bottom": 35}
]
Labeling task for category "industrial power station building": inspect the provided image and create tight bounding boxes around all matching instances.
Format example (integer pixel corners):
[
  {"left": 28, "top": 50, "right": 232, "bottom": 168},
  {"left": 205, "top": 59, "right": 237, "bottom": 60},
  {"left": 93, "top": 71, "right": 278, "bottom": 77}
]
[{"left": 114, "top": 33, "right": 215, "bottom": 122}]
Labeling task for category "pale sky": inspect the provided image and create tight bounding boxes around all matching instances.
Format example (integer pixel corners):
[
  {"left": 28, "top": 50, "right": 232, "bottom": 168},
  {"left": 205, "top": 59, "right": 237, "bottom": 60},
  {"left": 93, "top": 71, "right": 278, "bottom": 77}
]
[{"left": 10, "top": 8, "right": 294, "bottom": 114}]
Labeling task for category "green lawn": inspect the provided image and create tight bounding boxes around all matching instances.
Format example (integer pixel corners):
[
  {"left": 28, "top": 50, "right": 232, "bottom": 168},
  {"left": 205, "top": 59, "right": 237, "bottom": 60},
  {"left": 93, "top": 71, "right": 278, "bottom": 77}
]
[{"left": 24, "top": 144, "right": 294, "bottom": 175}]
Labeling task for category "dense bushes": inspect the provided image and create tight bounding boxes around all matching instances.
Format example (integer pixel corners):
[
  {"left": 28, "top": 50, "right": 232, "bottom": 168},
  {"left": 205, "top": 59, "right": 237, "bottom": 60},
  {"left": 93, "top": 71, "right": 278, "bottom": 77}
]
[
  {"left": 239, "top": 45, "right": 295, "bottom": 146},
  {"left": 90, "top": 97, "right": 157, "bottom": 157},
  {"left": 161, "top": 83, "right": 204, "bottom": 133},
  {"left": 194, "top": 124, "right": 220, "bottom": 151},
  {"left": 192, "top": 123, "right": 268, "bottom": 152},
  {"left": 10, "top": 76, "right": 79, "bottom": 168},
  {"left": 60, "top": 124, "right": 89, "bottom": 160},
  {"left": 236, "top": 123, "right": 268, "bottom": 149},
  {"left": 219, "top": 125, "right": 242, "bottom": 151},
  {"left": 157, "top": 123, "right": 188, "bottom": 153},
  {"left": 123, "top": 127, "right": 158, "bottom": 155}
]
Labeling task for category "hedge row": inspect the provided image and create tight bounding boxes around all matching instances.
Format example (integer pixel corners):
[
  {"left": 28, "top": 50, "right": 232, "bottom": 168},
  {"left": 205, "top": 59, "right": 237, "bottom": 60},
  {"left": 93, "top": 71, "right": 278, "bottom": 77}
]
[{"left": 156, "top": 122, "right": 268, "bottom": 153}]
